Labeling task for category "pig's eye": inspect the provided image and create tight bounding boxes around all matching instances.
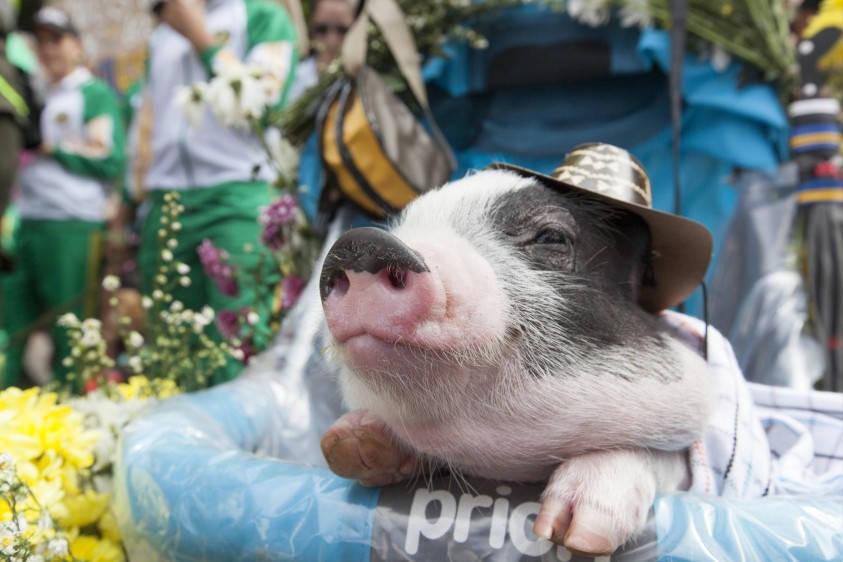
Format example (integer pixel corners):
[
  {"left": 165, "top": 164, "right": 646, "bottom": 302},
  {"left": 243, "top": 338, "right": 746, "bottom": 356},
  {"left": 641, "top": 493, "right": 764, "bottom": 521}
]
[{"left": 533, "top": 229, "right": 568, "bottom": 245}]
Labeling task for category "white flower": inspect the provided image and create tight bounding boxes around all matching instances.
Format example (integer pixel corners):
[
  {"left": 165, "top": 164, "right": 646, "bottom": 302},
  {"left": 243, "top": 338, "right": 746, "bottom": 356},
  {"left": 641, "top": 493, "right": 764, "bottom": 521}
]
[
  {"left": 206, "top": 77, "right": 244, "bottom": 128},
  {"left": 206, "top": 64, "right": 269, "bottom": 130},
  {"left": 128, "top": 355, "right": 143, "bottom": 373},
  {"left": 80, "top": 318, "right": 102, "bottom": 332},
  {"left": 57, "top": 313, "right": 80, "bottom": 328},
  {"left": 80, "top": 330, "right": 101, "bottom": 347},
  {"left": 161, "top": 249, "right": 174, "bottom": 262},
  {"left": 180, "top": 276, "right": 192, "bottom": 287},
  {"left": 567, "top": 0, "right": 611, "bottom": 27},
  {"left": 152, "top": 289, "right": 164, "bottom": 300},
  {"left": 193, "top": 307, "right": 214, "bottom": 332},
  {"left": 246, "top": 311, "right": 259, "bottom": 326},
  {"left": 174, "top": 83, "right": 208, "bottom": 128},
  {"left": 170, "top": 301, "right": 184, "bottom": 313},
  {"left": 0, "top": 453, "right": 14, "bottom": 491},
  {"left": 102, "top": 274, "right": 121, "bottom": 291},
  {"left": 142, "top": 296, "right": 154, "bottom": 309},
  {"left": 618, "top": 0, "right": 652, "bottom": 28},
  {"left": 176, "top": 263, "right": 191, "bottom": 275},
  {"left": 128, "top": 331, "right": 144, "bottom": 348},
  {"left": 45, "top": 538, "right": 69, "bottom": 558},
  {"left": 265, "top": 128, "right": 300, "bottom": 182}
]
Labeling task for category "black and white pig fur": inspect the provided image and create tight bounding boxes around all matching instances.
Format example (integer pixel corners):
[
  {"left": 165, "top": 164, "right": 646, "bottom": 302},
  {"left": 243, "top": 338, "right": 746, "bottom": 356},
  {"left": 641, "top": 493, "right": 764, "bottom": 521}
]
[{"left": 319, "top": 170, "right": 713, "bottom": 557}]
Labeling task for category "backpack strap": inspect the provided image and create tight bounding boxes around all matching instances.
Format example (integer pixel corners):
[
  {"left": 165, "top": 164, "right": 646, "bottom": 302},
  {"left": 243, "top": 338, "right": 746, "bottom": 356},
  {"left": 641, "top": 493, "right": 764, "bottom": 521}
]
[{"left": 341, "top": 0, "right": 428, "bottom": 108}]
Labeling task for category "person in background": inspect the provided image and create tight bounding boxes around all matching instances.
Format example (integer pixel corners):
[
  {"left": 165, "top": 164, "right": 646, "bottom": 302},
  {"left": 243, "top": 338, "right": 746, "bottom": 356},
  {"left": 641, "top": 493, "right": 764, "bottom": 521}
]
[
  {"left": 0, "top": 0, "right": 37, "bottom": 273},
  {"left": 0, "top": 6, "right": 125, "bottom": 389},
  {"left": 288, "top": 0, "right": 354, "bottom": 101},
  {"left": 112, "top": 0, "right": 298, "bottom": 384}
]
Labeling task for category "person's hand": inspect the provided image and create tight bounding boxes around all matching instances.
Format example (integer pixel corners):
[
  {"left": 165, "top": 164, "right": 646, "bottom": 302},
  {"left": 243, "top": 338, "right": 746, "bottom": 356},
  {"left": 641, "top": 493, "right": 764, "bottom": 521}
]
[
  {"left": 104, "top": 205, "right": 136, "bottom": 275},
  {"left": 104, "top": 227, "right": 132, "bottom": 278},
  {"left": 159, "top": 0, "right": 215, "bottom": 53}
]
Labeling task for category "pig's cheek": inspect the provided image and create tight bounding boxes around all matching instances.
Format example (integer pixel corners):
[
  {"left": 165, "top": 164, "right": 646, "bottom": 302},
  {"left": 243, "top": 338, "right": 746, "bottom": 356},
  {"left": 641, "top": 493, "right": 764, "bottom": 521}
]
[{"left": 409, "top": 243, "right": 508, "bottom": 350}]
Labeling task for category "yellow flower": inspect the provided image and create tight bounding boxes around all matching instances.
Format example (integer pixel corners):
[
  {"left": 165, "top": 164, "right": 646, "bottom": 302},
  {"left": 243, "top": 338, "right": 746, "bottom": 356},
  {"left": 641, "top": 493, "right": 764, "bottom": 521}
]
[
  {"left": 98, "top": 509, "right": 122, "bottom": 543},
  {"left": 0, "top": 387, "right": 99, "bottom": 469},
  {"left": 60, "top": 464, "right": 83, "bottom": 497},
  {"left": 70, "top": 534, "right": 126, "bottom": 562},
  {"left": 116, "top": 375, "right": 179, "bottom": 400},
  {"left": 0, "top": 388, "right": 46, "bottom": 462},
  {"left": 115, "top": 376, "right": 149, "bottom": 400},
  {"left": 28, "top": 477, "right": 66, "bottom": 519},
  {"left": 57, "top": 488, "right": 110, "bottom": 529}
]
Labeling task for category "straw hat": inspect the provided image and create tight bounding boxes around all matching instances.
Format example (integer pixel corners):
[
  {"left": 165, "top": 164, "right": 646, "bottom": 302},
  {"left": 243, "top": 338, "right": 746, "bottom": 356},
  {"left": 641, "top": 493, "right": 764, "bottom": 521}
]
[{"left": 489, "top": 143, "right": 713, "bottom": 313}]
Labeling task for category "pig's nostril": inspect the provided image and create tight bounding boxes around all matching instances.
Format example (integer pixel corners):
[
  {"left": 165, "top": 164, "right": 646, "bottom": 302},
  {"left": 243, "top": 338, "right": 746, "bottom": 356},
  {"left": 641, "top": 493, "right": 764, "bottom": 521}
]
[
  {"left": 329, "top": 271, "right": 350, "bottom": 297},
  {"left": 387, "top": 267, "right": 408, "bottom": 289}
]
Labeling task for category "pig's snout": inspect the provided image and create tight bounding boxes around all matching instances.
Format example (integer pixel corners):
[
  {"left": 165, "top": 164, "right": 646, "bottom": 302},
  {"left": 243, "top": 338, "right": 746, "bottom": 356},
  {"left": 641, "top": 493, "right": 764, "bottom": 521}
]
[
  {"left": 320, "top": 227, "right": 429, "bottom": 301},
  {"left": 320, "top": 228, "right": 442, "bottom": 344}
]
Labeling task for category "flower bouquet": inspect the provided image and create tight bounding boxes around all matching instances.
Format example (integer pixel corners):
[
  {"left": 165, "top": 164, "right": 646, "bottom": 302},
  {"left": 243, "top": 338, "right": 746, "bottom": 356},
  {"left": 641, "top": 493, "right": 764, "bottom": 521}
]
[{"left": 0, "top": 376, "right": 177, "bottom": 562}]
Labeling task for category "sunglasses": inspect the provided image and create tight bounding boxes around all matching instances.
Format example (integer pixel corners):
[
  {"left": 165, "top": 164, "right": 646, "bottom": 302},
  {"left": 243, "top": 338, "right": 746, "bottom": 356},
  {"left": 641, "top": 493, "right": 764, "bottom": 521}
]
[{"left": 312, "top": 23, "right": 349, "bottom": 36}]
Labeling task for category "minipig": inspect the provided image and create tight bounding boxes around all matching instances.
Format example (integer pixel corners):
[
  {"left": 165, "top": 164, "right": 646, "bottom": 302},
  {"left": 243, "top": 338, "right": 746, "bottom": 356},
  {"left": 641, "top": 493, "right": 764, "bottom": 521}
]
[{"left": 318, "top": 144, "right": 715, "bottom": 557}]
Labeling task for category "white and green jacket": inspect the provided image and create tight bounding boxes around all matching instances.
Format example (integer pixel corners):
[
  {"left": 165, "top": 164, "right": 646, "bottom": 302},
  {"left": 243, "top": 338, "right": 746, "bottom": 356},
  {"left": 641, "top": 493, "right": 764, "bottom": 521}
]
[
  {"left": 18, "top": 66, "right": 125, "bottom": 221},
  {"left": 143, "top": 0, "right": 298, "bottom": 193}
]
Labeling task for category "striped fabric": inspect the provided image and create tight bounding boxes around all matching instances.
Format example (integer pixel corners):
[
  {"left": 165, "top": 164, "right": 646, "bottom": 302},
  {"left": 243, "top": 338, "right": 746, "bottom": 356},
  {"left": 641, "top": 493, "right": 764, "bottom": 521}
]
[
  {"left": 789, "top": 122, "right": 843, "bottom": 154},
  {"left": 796, "top": 177, "right": 843, "bottom": 204},
  {"left": 659, "top": 311, "right": 843, "bottom": 499}
]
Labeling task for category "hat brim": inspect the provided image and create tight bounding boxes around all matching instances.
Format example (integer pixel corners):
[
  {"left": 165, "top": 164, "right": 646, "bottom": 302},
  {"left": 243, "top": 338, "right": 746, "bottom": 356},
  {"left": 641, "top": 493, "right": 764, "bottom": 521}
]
[{"left": 489, "top": 162, "right": 713, "bottom": 313}]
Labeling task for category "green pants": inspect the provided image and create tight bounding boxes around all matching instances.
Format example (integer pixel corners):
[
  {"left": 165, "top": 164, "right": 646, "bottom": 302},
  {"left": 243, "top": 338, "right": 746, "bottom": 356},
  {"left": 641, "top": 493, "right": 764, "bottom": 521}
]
[
  {"left": 1, "top": 219, "right": 104, "bottom": 388},
  {"left": 138, "top": 181, "right": 275, "bottom": 385}
]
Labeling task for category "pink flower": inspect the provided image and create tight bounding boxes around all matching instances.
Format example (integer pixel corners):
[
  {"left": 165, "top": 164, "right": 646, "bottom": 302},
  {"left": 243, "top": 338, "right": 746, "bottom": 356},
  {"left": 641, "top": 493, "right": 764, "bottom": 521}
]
[
  {"left": 239, "top": 338, "right": 257, "bottom": 365},
  {"left": 215, "top": 309, "right": 241, "bottom": 340},
  {"left": 259, "top": 195, "right": 297, "bottom": 251},
  {"left": 280, "top": 274, "right": 305, "bottom": 310},
  {"left": 197, "top": 239, "right": 239, "bottom": 297}
]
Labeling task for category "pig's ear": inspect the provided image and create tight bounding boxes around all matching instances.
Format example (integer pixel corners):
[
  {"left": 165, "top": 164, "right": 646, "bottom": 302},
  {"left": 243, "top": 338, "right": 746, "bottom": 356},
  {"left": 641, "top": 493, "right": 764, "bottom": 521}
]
[
  {"left": 627, "top": 259, "right": 649, "bottom": 304},
  {"left": 604, "top": 212, "right": 652, "bottom": 303}
]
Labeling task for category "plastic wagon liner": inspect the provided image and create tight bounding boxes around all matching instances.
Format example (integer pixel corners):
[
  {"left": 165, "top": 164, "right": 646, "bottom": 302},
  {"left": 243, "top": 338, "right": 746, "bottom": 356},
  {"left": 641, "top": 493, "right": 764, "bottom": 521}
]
[
  {"left": 113, "top": 215, "right": 843, "bottom": 561},
  {"left": 112, "top": 338, "right": 843, "bottom": 560}
]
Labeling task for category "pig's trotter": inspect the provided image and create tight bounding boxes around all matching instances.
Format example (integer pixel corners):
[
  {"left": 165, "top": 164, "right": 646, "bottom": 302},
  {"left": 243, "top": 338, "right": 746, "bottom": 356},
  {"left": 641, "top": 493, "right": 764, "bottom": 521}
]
[
  {"left": 534, "top": 449, "right": 666, "bottom": 557},
  {"left": 320, "top": 409, "right": 421, "bottom": 486}
]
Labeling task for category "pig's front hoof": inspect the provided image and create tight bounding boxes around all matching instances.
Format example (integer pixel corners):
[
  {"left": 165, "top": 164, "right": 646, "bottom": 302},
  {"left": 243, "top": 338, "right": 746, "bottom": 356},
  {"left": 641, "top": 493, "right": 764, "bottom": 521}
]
[
  {"left": 320, "top": 409, "right": 421, "bottom": 487},
  {"left": 533, "top": 499, "right": 619, "bottom": 557},
  {"left": 533, "top": 449, "right": 659, "bottom": 557}
]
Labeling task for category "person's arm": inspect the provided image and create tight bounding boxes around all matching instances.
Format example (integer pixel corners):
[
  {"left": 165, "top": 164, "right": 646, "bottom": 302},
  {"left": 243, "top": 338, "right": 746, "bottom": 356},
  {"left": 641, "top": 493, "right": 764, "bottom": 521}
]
[
  {"left": 161, "top": 0, "right": 298, "bottom": 107},
  {"left": 48, "top": 80, "right": 126, "bottom": 181},
  {"left": 157, "top": 0, "right": 218, "bottom": 73}
]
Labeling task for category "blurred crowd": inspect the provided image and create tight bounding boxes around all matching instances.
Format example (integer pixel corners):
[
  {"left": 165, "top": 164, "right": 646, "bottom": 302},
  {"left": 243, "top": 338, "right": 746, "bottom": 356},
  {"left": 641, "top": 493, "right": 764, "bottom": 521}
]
[{"left": 0, "top": 0, "right": 355, "bottom": 390}]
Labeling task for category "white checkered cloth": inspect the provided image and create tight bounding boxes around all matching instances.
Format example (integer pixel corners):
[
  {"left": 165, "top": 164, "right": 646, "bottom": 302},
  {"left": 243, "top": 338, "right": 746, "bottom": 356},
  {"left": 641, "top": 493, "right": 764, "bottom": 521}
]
[{"left": 660, "top": 311, "right": 843, "bottom": 499}]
